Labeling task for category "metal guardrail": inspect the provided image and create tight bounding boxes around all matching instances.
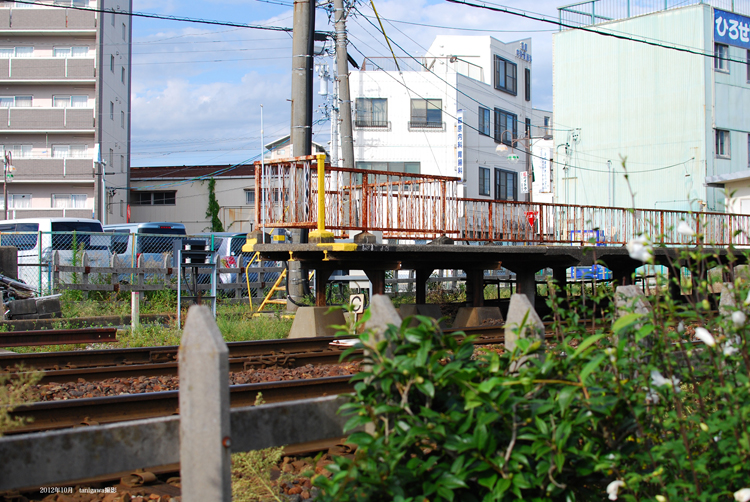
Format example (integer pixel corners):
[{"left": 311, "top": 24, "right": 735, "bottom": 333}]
[{"left": 253, "top": 157, "right": 750, "bottom": 245}]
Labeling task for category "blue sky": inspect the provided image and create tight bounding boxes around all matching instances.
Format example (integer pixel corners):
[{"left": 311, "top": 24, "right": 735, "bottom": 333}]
[{"left": 130, "top": 0, "right": 562, "bottom": 167}]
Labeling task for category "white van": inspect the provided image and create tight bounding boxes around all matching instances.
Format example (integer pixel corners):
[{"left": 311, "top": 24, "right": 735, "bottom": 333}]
[
  {"left": 0, "top": 218, "right": 109, "bottom": 293},
  {"left": 103, "top": 222, "right": 186, "bottom": 269}
]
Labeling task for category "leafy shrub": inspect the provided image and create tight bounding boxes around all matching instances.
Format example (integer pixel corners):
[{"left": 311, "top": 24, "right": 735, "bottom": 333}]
[{"left": 315, "top": 249, "right": 750, "bottom": 501}]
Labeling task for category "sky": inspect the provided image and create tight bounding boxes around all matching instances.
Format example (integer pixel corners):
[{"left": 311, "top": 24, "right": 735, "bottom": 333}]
[{"left": 130, "top": 0, "right": 564, "bottom": 167}]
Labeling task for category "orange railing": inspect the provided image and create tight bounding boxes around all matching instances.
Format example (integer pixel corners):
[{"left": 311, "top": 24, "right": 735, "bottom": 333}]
[{"left": 253, "top": 157, "right": 750, "bottom": 246}]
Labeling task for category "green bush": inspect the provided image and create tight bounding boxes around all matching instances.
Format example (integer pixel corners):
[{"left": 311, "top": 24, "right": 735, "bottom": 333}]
[{"left": 315, "top": 249, "right": 750, "bottom": 501}]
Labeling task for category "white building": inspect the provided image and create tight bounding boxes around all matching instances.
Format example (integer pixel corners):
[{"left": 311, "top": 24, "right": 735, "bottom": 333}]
[
  {"left": 350, "top": 35, "right": 553, "bottom": 202},
  {"left": 0, "top": 0, "right": 131, "bottom": 223},
  {"left": 553, "top": 1, "right": 750, "bottom": 212}
]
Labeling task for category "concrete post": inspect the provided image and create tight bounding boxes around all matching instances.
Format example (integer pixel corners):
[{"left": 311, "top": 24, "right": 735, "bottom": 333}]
[
  {"left": 179, "top": 305, "right": 231, "bottom": 502},
  {"left": 131, "top": 291, "right": 140, "bottom": 331},
  {"left": 504, "top": 293, "right": 544, "bottom": 353},
  {"left": 0, "top": 245, "right": 17, "bottom": 280}
]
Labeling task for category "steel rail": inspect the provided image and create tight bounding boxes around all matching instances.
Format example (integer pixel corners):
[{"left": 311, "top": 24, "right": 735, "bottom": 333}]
[
  {"left": 0, "top": 327, "right": 118, "bottom": 348},
  {"left": 8, "top": 375, "right": 355, "bottom": 434}
]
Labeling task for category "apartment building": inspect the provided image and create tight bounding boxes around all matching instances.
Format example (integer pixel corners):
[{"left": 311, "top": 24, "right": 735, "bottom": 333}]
[
  {"left": 0, "top": 0, "right": 131, "bottom": 223},
  {"left": 350, "top": 35, "right": 553, "bottom": 202}
]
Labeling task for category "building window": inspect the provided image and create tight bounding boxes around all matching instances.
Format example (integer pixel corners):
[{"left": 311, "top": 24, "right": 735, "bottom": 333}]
[
  {"left": 716, "top": 129, "right": 731, "bottom": 158},
  {"left": 120, "top": 154, "right": 124, "bottom": 173},
  {"left": 495, "top": 168, "right": 517, "bottom": 201},
  {"left": 494, "top": 108, "right": 517, "bottom": 145},
  {"left": 715, "top": 43, "right": 729, "bottom": 72},
  {"left": 544, "top": 116, "right": 550, "bottom": 135},
  {"left": 122, "top": 22, "right": 126, "bottom": 41},
  {"left": 53, "top": 95, "right": 87, "bottom": 108},
  {"left": 8, "top": 194, "right": 31, "bottom": 209},
  {"left": 245, "top": 189, "right": 255, "bottom": 205},
  {"left": 525, "top": 118, "right": 531, "bottom": 138},
  {"left": 121, "top": 66, "right": 125, "bottom": 84},
  {"left": 12, "top": 47, "right": 33, "bottom": 57},
  {"left": 110, "top": 101, "right": 114, "bottom": 120},
  {"left": 52, "top": 145, "right": 87, "bottom": 158},
  {"left": 110, "top": 54, "right": 115, "bottom": 72},
  {"left": 410, "top": 99, "right": 442, "bottom": 128},
  {"left": 0, "top": 96, "right": 32, "bottom": 107},
  {"left": 747, "top": 50, "right": 750, "bottom": 82},
  {"left": 52, "top": 194, "right": 87, "bottom": 209},
  {"left": 53, "top": 46, "right": 88, "bottom": 57},
  {"left": 109, "top": 148, "right": 113, "bottom": 167},
  {"left": 131, "top": 191, "right": 176, "bottom": 206},
  {"left": 525, "top": 68, "right": 531, "bottom": 101},
  {"left": 494, "top": 55, "right": 517, "bottom": 95},
  {"left": 9, "top": 145, "right": 31, "bottom": 158},
  {"left": 355, "top": 98, "right": 388, "bottom": 127},
  {"left": 111, "top": 12, "right": 115, "bottom": 26},
  {"left": 478, "top": 107, "right": 490, "bottom": 136},
  {"left": 121, "top": 110, "right": 124, "bottom": 128},
  {"left": 52, "top": 145, "right": 69, "bottom": 158},
  {"left": 479, "top": 167, "right": 490, "bottom": 196}
]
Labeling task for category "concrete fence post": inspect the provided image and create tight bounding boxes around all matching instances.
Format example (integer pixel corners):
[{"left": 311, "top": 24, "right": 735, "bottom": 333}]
[
  {"left": 179, "top": 305, "right": 231, "bottom": 501},
  {"left": 504, "top": 293, "right": 544, "bottom": 353}
]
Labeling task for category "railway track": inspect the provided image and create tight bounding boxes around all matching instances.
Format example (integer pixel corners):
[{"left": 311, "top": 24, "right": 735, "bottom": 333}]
[
  {"left": 1, "top": 326, "right": 510, "bottom": 383},
  {"left": 3, "top": 326, "right": 513, "bottom": 434}
]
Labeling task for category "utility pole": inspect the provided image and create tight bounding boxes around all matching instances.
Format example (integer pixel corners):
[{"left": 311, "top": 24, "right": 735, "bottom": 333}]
[
  {"left": 3, "top": 151, "right": 14, "bottom": 220},
  {"left": 288, "top": 0, "right": 316, "bottom": 310},
  {"left": 334, "top": 0, "right": 354, "bottom": 169}
]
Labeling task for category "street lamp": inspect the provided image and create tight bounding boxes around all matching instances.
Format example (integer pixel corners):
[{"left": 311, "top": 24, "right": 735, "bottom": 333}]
[
  {"left": 495, "top": 131, "right": 535, "bottom": 202},
  {"left": 3, "top": 150, "right": 15, "bottom": 220}
]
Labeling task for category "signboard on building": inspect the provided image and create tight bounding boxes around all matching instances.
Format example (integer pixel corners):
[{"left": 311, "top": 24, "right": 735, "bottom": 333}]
[
  {"left": 535, "top": 147, "right": 551, "bottom": 193},
  {"left": 520, "top": 171, "right": 529, "bottom": 194},
  {"left": 456, "top": 109, "right": 464, "bottom": 180},
  {"left": 714, "top": 9, "right": 750, "bottom": 49}
]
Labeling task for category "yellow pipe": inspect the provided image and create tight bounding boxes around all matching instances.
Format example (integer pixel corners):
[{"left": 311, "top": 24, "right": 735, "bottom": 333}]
[
  {"left": 244, "top": 252, "right": 260, "bottom": 310},
  {"left": 317, "top": 153, "right": 326, "bottom": 233}
]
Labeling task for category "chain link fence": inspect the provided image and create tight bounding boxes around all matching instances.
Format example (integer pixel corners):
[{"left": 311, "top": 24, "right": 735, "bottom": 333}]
[{"left": 0, "top": 231, "right": 283, "bottom": 300}]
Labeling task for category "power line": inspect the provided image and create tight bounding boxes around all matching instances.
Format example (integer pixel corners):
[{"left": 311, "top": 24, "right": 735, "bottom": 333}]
[
  {"left": 12, "top": 0, "right": 295, "bottom": 33},
  {"left": 447, "top": 0, "right": 750, "bottom": 65}
]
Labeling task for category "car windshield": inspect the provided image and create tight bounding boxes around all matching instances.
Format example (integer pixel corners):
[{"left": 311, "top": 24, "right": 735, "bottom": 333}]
[{"left": 51, "top": 221, "right": 108, "bottom": 251}]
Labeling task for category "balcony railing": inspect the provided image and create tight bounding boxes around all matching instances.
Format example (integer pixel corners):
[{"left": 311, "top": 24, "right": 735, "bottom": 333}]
[
  {"left": 0, "top": 57, "right": 96, "bottom": 79},
  {"left": 0, "top": 107, "right": 95, "bottom": 130},
  {"left": 0, "top": 7, "right": 96, "bottom": 30},
  {"left": 12, "top": 158, "right": 94, "bottom": 180},
  {"left": 408, "top": 121, "right": 445, "bottom": 131},
  {"left": 354, "top": 119, "right": 390, "bottom": 130}
]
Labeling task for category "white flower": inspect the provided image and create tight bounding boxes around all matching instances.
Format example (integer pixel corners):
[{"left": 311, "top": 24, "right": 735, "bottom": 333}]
[
  {"left": 745, "top": 291, "right": 750, "bottom": 306},
  {"left": 645, "top": 388, "right": 660, "bottom": 404},
  {"left": 732, "top": 311, "right": 747, "bottom": 327},
  {"left": 651, "top": 370, "right": 680, "bottom": 391},
  {"left": 626, "top": 235, "right": 653, "bottom": 263},
  {"left": 694, "top": 327, "right": 715, "bottom": 347},
  {"left": 606, "top": 480, "right": 626, "bottom": 501},
  {"left": 677, "top": 321, "right": 685, "bottom": 333},
  {"left": 734, "top": 488, "right": 750, "bottom": 502},
  {"left": 655, "top": 496, "right": 667, "bottom": 502},
  {"left": 724, "top": 338, "right": 740, "bottom": 357},
  {"left": 677, "top": 220, "right": 696, "bottom": 237}
]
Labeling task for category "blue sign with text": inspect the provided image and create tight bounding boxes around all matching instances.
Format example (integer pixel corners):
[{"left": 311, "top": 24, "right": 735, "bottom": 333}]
[{"left": 714, "top": 9, "right": 750, "bottom": 50}]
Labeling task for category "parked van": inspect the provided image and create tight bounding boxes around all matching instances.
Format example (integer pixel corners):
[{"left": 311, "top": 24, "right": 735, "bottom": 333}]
[
  {"left": 0, "top": 218, "right": 108, "bottom": 293},
  {"left": 196, "top": 232, "right": 249, "bottom": 284},
  {"left": 103, "top": 222, "right": 187, "bottom": 268}
]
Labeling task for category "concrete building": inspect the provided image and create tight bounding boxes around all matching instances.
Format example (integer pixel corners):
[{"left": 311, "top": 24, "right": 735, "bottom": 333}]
[
  {"left": 553, "top": 1, "right": 750, "bottom": 212},
  {"left": 350, "top": 35, "right": 553, "bottom": 202},
  {"left": 0, "top": 0, "right": 131, "bottom": 222},
  {"left": 130, "top": 165, "right": 256, "bottom": 235}
]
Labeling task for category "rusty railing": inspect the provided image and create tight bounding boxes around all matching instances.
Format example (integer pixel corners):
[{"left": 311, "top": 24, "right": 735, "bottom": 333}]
[{"left": 254, "top": 158, "right": 750, "bottom": 246}]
